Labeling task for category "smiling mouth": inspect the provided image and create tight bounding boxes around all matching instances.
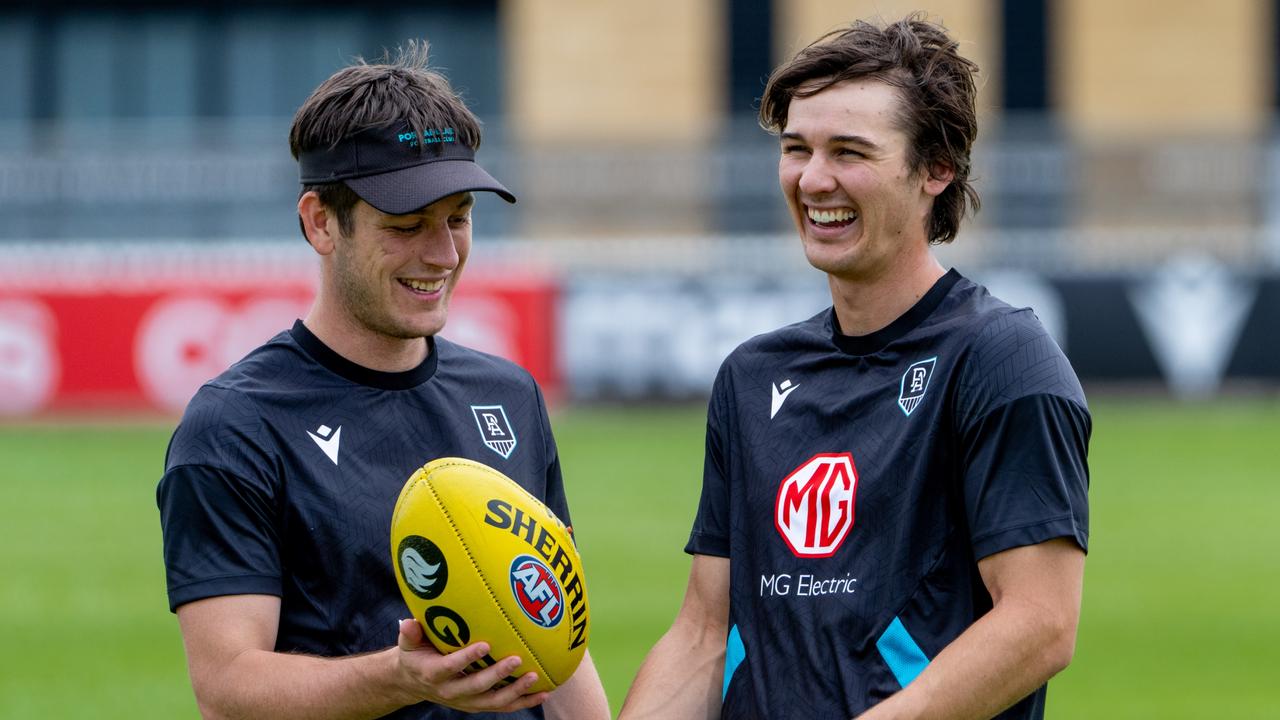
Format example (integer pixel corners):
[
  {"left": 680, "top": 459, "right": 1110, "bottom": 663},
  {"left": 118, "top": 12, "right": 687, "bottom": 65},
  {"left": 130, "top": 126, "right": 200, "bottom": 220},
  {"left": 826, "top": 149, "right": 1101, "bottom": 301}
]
[
  {"left": 399, "top": 278, "right": 445, "bottom": 294},
  {"left": 806, "top": 206, "right": 858, "bottom": 229}
]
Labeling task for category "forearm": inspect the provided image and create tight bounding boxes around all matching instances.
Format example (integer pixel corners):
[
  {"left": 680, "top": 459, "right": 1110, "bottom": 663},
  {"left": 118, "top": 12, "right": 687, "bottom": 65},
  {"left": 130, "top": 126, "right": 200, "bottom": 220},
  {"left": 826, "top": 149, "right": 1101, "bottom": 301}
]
[
  {"left": 857, "top": 598, "right": 1075, "bottom": 720},
  {"left": 619, "top": 620, "right": 725, "bottom": 720},
  {"left": 193, "top": 646, "right": 414, "bottom": 720},
  {"left": 544, "top": 651, "right": 610, "bottom": 720}
]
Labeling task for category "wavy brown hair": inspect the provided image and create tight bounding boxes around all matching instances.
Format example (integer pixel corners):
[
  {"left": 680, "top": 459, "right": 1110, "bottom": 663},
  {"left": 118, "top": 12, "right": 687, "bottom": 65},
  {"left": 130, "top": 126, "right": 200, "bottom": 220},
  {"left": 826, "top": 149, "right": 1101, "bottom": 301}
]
[
  {"left": 289, "top": 40, "right": 483, "bottom": 236},
  {"left": 759, "top": 14, "right": 980, "bottom": 244}
]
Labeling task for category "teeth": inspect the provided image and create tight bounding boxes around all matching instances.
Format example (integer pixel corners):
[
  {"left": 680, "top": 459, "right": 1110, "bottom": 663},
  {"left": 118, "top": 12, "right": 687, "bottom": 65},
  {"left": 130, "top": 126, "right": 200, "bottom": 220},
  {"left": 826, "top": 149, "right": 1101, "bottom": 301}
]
[
  {"left": 402, "top": 278, "right": 444, "bottom": 292},
  {"left": 807, "top": 207, "right": 857, "bottom": 224}
]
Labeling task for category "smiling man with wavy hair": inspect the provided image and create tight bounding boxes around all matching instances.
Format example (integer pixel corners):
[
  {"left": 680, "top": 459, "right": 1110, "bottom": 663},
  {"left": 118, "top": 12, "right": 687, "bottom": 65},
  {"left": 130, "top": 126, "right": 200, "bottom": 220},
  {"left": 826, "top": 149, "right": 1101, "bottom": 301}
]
[{"left": 622, "top": 15, "right": 1089, "bottom": 720}]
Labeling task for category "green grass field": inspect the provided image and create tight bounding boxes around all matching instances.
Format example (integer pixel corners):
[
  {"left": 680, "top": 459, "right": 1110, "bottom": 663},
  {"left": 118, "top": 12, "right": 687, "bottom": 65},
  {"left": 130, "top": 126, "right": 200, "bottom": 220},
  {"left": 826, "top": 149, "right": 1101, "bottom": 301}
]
[{"left": 1, "top": 398, "right": 1277, "bottom": 718}]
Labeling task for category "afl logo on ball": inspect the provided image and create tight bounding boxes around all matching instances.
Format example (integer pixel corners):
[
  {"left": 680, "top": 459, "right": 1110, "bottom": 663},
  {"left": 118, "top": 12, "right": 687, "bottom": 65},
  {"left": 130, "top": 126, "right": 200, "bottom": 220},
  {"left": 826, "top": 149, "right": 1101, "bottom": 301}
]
[
  {"left": 398, "top": 535, "right": 448, "bottom": 600},
  {"left": 509, "top": 555, "right": 565, "bottom": 629}
]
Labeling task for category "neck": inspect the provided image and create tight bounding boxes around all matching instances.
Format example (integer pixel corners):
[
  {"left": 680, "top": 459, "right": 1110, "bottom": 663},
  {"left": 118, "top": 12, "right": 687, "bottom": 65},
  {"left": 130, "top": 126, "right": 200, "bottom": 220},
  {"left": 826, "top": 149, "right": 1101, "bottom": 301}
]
[
  {"left": 302, "top": 298, "right": 429, "bottom": 373},
  {"left": 828, "top": 251, "right": 946, "bottom": 337}
]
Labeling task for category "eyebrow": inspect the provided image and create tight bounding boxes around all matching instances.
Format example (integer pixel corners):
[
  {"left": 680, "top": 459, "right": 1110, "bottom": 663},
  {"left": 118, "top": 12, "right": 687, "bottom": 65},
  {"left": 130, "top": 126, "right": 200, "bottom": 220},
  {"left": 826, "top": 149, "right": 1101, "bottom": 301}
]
[{"left": 780, "top": 132, "right": 881, "bottom": 150}]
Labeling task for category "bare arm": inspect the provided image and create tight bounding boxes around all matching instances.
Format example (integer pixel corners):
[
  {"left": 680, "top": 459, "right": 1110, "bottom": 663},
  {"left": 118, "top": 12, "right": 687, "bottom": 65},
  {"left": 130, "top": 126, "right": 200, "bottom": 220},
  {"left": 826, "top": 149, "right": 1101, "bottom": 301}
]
[
  {"left": 856, "top": 538, "right": 1086, "bottom": 720},
  {"left": 177, "top": 594, "right": 547, "bottom": 720},
  {"left": 543, "top": 650, "right": 609, "bottom": 720},
  {"left": 619, "top": 554, "right": 730, "bottom": 720}
]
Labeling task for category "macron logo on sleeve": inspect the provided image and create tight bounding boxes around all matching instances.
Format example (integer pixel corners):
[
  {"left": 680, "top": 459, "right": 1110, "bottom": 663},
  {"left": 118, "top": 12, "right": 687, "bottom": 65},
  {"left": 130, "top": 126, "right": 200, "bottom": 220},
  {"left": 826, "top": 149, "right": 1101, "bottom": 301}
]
[{"left": 307, "top": 424, "right": 342, "bottom": 465}]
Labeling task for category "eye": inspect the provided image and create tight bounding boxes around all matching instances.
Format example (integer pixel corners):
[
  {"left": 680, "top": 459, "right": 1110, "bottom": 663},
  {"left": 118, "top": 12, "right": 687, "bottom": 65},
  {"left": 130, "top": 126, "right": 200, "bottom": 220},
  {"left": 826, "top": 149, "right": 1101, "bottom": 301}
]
[
  {"left": 781, "top": 143, "right": 810, "bottom": 155},
  {"left": 389, "top": 224, "right": 421, "bottom": 235},
  {"left": 837, "top": 148, "right": 866, "bottom": 158},
  {"left": 448, "top": 213, "right": 471, "bottom": 228}
]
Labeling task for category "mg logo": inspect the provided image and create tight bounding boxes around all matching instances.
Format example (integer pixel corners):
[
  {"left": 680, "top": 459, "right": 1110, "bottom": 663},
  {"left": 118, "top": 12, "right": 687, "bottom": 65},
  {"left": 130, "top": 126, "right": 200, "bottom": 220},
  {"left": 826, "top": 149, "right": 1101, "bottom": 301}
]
[{"left": 774, "top": 453, "right": 858, "bottom": 558}]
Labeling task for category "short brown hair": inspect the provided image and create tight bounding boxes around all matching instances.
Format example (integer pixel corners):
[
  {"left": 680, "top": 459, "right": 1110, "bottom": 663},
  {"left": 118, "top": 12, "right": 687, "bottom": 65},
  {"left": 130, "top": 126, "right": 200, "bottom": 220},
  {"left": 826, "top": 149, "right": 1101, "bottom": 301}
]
[
  {"left": 759, "top": 14, "right": 980, "bottom": 244},
  {"left": 290, "top": 40, "right": 484, "bottom": 237}
]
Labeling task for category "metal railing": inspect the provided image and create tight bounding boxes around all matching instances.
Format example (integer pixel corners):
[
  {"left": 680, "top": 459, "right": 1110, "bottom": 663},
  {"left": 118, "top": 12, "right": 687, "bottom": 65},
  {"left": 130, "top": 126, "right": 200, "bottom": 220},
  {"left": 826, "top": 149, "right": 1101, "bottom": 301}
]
[{"left": 3, "top": 116, "right": 1277, "bottom": 270}]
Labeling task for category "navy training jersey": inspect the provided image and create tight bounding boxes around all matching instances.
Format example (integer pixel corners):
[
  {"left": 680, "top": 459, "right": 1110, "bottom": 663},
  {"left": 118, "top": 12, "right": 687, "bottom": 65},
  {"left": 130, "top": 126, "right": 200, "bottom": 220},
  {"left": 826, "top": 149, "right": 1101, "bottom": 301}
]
[
  {"left": 686, "top": 270, "right": 1091, "bottom": 719},
  {"left": 157, "top": 321, "right": 569, "bottom": 720}
]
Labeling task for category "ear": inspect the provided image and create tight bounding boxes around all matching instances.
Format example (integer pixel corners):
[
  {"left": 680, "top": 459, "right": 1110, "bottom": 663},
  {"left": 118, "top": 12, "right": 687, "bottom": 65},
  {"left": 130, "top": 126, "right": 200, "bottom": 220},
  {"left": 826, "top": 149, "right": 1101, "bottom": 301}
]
[
  {"left": 298, "top": 191, "right": 337, "bottom": 255},
  {"left": 922, "top": 161, "right": 954, "bottom": 199}
]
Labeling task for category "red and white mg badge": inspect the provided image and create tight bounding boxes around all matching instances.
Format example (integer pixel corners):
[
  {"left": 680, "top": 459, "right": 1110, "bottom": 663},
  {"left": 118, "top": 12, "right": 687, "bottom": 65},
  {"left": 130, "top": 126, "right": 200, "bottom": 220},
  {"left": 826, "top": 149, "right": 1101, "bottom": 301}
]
[{"left": 774, "top": 453, "right": 858, "bottom": 558}]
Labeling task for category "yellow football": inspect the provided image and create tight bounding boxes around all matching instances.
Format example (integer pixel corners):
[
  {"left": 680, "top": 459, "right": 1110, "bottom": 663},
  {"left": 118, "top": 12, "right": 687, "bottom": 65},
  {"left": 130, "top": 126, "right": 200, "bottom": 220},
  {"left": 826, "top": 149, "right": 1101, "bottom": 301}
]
[{"left": 390, "top": 457, "right": 589, "bottom": 694}]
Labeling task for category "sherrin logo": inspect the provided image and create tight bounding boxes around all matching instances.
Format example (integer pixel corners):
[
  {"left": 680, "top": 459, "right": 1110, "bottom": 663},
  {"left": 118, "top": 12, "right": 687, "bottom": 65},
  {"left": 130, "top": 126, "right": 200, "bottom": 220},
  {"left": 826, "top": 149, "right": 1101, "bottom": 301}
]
[
  {"left": 775, "top": 453, "right": 858, "bottom": 558},
  {"left": 484, "top": 499, "right": 588, "bottom": 649},
  {"left": 510, "top": 555, "right": 565, "bottom": 628}
]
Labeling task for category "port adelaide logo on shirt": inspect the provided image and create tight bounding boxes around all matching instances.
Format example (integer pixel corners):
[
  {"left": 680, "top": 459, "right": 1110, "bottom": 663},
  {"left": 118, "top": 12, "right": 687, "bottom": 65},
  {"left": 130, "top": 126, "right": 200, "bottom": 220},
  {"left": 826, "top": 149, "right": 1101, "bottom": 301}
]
[
  {"left": 471, "top": 405, "right": 517, "bottom": 459},
  {"left": 898, "top": 357, "right": 938, "bottom": 416}
]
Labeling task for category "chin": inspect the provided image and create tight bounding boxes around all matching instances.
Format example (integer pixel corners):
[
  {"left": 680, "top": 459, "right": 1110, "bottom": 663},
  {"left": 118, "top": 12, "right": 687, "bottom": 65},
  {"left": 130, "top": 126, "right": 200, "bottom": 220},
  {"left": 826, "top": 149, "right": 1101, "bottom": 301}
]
[
  {"left": 375, "top": 313, "right": 446, "bottom": 340},
  {"left": 393, "top": 303, "right": 450, "bottom": 339},
  {"left": 803, "top": 245, "right": 854, "bottom": 275},
  {"left": 406, "top": 319, "right": 447, "bottom": 339}
]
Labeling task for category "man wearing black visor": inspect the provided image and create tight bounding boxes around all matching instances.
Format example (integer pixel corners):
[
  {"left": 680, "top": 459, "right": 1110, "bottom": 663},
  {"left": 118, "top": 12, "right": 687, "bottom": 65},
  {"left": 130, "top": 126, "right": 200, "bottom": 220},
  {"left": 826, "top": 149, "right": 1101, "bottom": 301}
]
[{"left": 157, "top": 43, "right": 608, "bottom": 720}]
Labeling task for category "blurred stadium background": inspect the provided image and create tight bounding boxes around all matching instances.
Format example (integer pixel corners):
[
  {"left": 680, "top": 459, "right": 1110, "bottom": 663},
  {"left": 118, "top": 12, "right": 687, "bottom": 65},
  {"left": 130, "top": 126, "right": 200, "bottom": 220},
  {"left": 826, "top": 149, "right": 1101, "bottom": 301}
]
[{"left": 0, "top": 0, "right": 1277, "bottom": 717}]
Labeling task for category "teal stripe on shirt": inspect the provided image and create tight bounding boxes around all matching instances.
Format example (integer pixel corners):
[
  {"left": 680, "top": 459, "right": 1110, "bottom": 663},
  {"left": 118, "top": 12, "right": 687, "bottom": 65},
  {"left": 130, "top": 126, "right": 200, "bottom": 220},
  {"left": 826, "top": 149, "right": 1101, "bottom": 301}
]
[
  {"left": 876, "top": 615, "right": 930, "bottom": 687},
  {"left": 723, "top": 624, "right": 746, "bottom": 699}
]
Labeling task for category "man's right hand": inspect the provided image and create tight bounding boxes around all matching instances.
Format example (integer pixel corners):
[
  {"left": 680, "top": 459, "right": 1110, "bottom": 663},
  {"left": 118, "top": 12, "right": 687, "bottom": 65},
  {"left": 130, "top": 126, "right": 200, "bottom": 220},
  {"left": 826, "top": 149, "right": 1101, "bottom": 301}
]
[
  {"left": 393, "top": 618, "right": 549, "bottom": 714},
  {"left": 619, "top": 554, "right": 730, "bottom": 720}
]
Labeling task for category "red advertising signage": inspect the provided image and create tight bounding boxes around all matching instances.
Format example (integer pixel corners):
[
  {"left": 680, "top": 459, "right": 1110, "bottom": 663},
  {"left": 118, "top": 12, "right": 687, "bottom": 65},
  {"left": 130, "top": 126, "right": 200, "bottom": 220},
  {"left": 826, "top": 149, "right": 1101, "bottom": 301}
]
[{"left": 0, "top": 256, "right": 558, "bottom": 416}]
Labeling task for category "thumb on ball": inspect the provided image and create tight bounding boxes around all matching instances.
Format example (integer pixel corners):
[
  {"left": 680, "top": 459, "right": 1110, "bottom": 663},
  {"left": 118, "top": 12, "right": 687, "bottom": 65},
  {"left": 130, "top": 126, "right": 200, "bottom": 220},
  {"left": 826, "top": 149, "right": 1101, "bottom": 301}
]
[{"left": 397, "top": 617, "right": 427, "bottom": 651}]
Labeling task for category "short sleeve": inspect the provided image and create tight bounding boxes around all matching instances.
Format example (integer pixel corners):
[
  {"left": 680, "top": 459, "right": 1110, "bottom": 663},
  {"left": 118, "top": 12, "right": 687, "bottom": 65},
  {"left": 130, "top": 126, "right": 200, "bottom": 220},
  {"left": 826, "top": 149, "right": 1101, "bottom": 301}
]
[
  {"left": 534, "top": 382, "right": 573, "bottom": 529},
  {"left": 157, "top": 463, "right": 282, "bottom": 612},
  {"left": 157, "top": 384, "right": 283, "bottom": 612},
  {"left": 685, "top": 366, "right": 732, "bottom": 557},
  {"left": 960, "top": 393, "right": 1091, "bottom": 560}
]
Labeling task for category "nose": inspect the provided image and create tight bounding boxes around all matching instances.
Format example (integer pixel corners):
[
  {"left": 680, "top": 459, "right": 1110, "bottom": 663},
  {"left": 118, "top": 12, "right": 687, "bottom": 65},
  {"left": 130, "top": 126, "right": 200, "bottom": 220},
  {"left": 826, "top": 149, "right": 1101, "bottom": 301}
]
[
  {"left": 417, "top": 221, "right": 461, "bottom": 270},
  {"left": 797, "top": 153, "right": 838, "bottom": 196}
]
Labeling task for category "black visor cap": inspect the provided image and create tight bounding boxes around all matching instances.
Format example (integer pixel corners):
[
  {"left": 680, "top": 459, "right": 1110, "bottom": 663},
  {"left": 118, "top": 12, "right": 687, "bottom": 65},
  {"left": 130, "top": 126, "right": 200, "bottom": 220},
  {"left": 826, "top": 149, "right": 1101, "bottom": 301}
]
[{"left": 298, "top": 123, "right": 515, "bottom": 214}]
